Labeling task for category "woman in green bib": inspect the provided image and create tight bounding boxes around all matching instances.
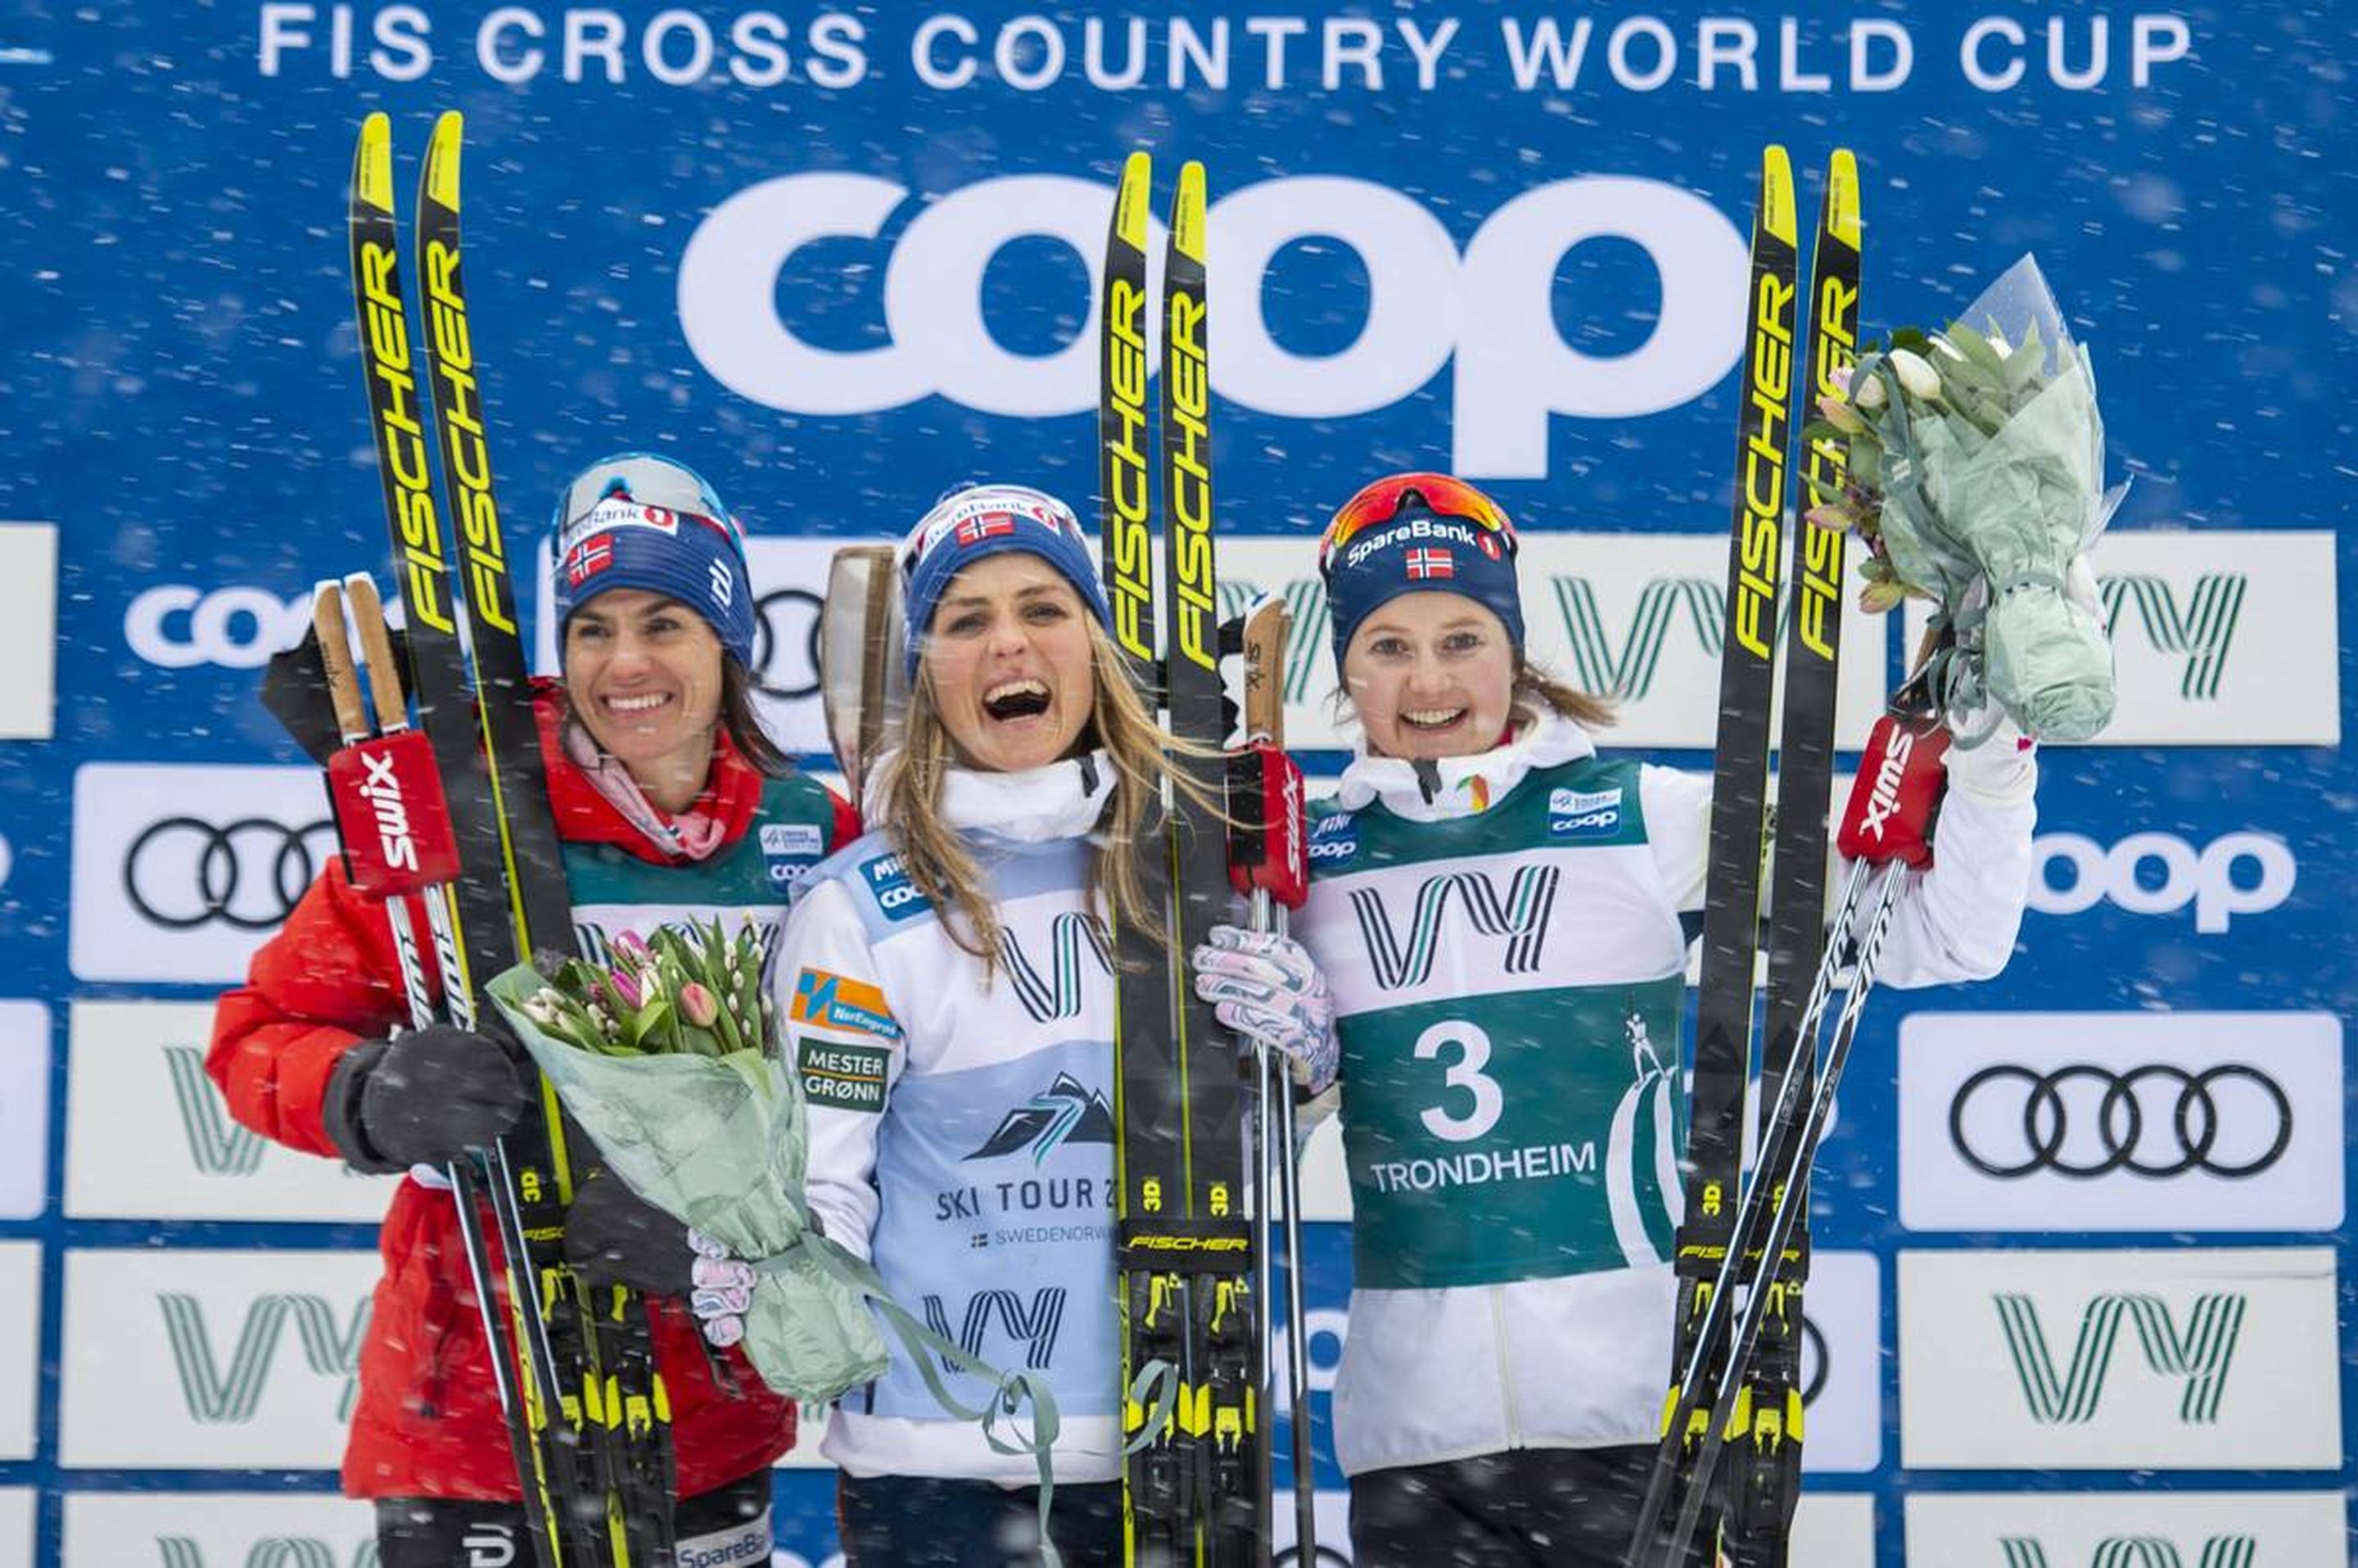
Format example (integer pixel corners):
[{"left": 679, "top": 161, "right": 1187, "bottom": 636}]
[{"left": 1192, "top": 472, "right": 2040, "bottom": 1566}]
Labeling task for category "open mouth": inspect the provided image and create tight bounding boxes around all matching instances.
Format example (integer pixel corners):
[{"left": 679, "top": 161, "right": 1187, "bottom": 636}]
[
  {"left": 983, "top": 679, "right": 1052, "bottom": 721},
  {"left": 604, "top": 691, "right": 674, "bottom": 717},
  {"left": 1401, "top": 706, "right": 1467, "bottom": 731}
]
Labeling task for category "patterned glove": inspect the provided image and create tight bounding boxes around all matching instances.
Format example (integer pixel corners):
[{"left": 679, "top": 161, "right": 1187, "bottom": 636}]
[
  {"left": 684, "top": 1231, "right": 757, "bottom": 1349},
  {"left": 1190, "top": 925, "right": 1339, "bottom": 1096}
]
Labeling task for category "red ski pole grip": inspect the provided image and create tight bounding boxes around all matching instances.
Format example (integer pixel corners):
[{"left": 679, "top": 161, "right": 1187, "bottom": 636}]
[
  {"left": 1836, "top": 713, "right": 1949, "bottom": 869},
  {"left": 327, "top": 729, "right": 463, "bottom": 896},
  {"left": 1226, "top": 741, "right": 1308, "bottom": 910}
]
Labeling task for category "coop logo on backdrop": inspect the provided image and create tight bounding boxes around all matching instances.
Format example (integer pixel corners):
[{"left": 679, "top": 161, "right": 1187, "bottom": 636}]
[
  {"left": 64, "top": 1001, "right": 395, "bottom": 1224},
  {"left": 70, "top": 764, "right": 337, "bottom": 984},
  {"left": 61, "top": 1250, "right": 381, "bottom": 1468},
  {"left": 2027, "top": 830, "right": 2294, "bottom": 934},
  {"left": 123, "top": 583, "right": 315, "bottom": 670},
  {"left": 1902, "top": 1489, "right": 2345, "bottom": 1568},
  {"left": 1899, "top": 1248, "right": 2339, "bottom": 1471},
  {"left": 1899, "top": 1012, "right": 2342, "bottom": 1234},
  {"left": 679, "top": 171, "right": 1751, "bottom": 479}
]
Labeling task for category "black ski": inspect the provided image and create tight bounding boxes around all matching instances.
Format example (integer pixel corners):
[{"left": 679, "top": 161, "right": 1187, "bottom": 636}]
[
  {"left": 1641, "top": 144, "right": 1802, "bottom": 1566},
  {"left": 1103, "top": 152, "right": 1267, "bottom": 1565},
  {"left": 411, "top": 111, "right": 680, "bottom": 1566},
  {"left": 350, "top": 110, "right": 674, "bottom": 1566},
  {"left": 1724, "top": 150, "right": 1861, "bottom": 1568}
]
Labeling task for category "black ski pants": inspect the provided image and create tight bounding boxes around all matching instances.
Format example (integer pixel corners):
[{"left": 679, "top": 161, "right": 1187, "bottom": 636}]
[
  {"left": 836, "top": 1473, "right": 1125, "bottom": 1566},
  {"left": 1348, "top": 1443, "right": 1654, "bottom": 1568},
  {"left": 373, "top": 1470, "right": 770, "bottom": 1567}
]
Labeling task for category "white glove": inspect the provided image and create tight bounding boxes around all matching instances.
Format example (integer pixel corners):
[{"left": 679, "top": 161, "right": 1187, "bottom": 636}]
[
  {"left": 684, "top": 1227, "right": 757, "bottom": 1349},
  {"left": 1190, "top": 926, "right": 1339, "bottom": 1096}
]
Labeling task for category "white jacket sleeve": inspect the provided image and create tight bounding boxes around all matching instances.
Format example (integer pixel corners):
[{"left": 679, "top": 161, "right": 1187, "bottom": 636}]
[
  {"left": 1638, "top": 749, "right": 2036, "bottom": 988},
  {"left": 776, "top": 877, "right": 901, "bottom": 1263},
  {"left": 1872, "top": 746, "right": 2038, "bottom": 988}
]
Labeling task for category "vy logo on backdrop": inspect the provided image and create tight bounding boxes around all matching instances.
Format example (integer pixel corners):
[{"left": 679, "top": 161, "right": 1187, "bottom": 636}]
[
  {"left": 60, "top": 1491, "right": 376, "bottom": 1568},
  {"left": 1220, "top": 535, "right": 1890, "bottom": 752},
  {"left": 1898, "top": 1011, "right": 2342, "bottom": 1233},
  {"left": 65, "top": 1001, "right": 396, "bottom": 1223},
  {"left": 1904, "top": 530, "right": 2340, "bottom": 747},
  {"left": 59, "top": 1249, "right": 378, "bottom": 1470},
  {"left": 70, "top": 764, "right": 337, "bottom": 984},
  {"left": 1903, "top": 1489, "right": 2346, "bottom": 1568},
  {"left": 1898, "top": 1247, "right": 2339, "bottom": 1471}
]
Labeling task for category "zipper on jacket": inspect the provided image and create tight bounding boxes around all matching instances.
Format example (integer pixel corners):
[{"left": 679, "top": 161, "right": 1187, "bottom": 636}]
[{"left": 1489, "top": 1285, "right": 1522, "bottom": 1445}]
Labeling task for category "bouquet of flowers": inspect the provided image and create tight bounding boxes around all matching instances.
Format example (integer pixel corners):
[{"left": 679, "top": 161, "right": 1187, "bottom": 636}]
[
  {"left": 487, "top": 922, "right": 889, "bottom": 1403},
  {"left": 1809, "top": 255, "right": 2125, "bottom": 743}
]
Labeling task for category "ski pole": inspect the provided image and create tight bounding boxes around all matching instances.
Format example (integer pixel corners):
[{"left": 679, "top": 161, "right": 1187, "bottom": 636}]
[
  {"left": 314, "top": 576, "right": 566, "bottom": 1568},
  {"left": 1630, "top": 706, "right": 1950, "bottom": 1566}
]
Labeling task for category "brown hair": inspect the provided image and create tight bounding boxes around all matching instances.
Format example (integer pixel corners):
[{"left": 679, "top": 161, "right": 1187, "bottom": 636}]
[
  {"left": 718, "top": 657, "right": 793, "bottom": 776},
  {"left": 1510, "top": 656, "right": 1617, "bottom": 732},
  {"left": 874, "top": 615, "right": 1217, "bottom": 973}
]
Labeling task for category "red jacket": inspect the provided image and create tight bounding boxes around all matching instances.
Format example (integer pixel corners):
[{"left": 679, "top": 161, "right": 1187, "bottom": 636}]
[{"left": 210, "top": 692, "right": 858, "bottom": 1501}]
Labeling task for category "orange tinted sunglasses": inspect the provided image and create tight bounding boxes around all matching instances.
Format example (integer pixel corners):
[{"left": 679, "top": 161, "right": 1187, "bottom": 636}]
[{"left": 1318, "top": 472, "right": 1517, "bottom": 574}]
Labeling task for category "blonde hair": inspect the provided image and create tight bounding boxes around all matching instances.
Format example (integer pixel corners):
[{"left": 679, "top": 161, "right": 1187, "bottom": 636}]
[{"left": 875, "top": 614, "right": 1217, "bottom": 972}]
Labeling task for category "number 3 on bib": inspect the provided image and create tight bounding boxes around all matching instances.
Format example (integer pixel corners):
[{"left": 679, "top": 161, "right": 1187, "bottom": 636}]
[{"left": 1415, "top": 1018, "right": 1504, "bottom": 1143}]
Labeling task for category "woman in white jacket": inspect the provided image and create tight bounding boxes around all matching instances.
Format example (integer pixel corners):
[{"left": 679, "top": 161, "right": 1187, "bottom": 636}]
[
  {"left": 766, "top": 483, "right": 1208, "bottom": 1565},
  {"left": 1194, "top": 472, "right": 2038, "bottom": 1566}
]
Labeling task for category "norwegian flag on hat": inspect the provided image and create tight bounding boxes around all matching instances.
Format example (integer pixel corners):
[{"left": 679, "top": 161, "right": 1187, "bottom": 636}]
[
  {"left": 955, "top": 513, "right": 1019, "bottom": 546},
  {"left": 564, "top": 535, "right": 615, "bottom": 585},
  {"left": 1405, "top": 546, "right": 1455, "bottom": 581}
]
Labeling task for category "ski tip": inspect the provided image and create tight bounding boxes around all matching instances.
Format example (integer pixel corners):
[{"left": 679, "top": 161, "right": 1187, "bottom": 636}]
[
  {"left": 310, "top": 578, "right": 345, "bottom": 609},
  {"left": 355, "top": 112, "right": 393, "bottom": 212},
  {"left": 1171, "top": 160, "right": 1207, "bottom": 263},
  {"left": 1759, "top": 145, "right": 1796, "bottom": 248},
  {"left": 1827, "top": 148, "right": 1861, "bottom": 250},
  {"left": 425, "top": 111, "right": 463, "bottom": 210},
  {"left": 1114, "top": 150, "right": 1151, "bottom": 250}
]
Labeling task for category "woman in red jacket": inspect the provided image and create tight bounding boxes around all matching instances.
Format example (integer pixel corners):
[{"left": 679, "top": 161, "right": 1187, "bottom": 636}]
[{"left": 209, "top": 454, "right": 856, "bottom": 1566}]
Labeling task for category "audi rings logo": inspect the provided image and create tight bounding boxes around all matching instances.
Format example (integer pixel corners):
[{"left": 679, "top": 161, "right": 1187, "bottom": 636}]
[
  {"left": 123, "top": 816, "right": 337, "bottom": 932},
  {"left": 750, "top": 586, "right": 824, "bottom": 702},
  {"left": 1949, "top": 1063, "right": 2293, "bottom": 1181}
]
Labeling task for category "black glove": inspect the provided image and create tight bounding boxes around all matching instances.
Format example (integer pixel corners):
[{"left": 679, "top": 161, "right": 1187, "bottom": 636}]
[
  {"left": 563, "top": 1168, "right": 693, "bottom": 1295},
  {"left": 323, "top": 1022, "right": 531, "bottom": 1173}
]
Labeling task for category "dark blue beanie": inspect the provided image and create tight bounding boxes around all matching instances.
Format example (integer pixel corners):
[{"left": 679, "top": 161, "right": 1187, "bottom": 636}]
[
  {"left": 1320, "top": 474, "right": 1524, "bottom": 668},
  {"left": 550, "top": 453, "right": 756, "bottom": 668}
]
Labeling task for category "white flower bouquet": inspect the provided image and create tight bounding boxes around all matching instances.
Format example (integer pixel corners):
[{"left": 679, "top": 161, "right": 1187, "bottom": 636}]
[{"left": 1810, "top": 255, "right": 2126, "bottom": 743}]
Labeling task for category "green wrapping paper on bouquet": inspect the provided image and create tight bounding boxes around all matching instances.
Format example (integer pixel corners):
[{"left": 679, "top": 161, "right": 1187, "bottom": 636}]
[
  {"left": 1813, "top": 255, "right": 2126, "bottom": 743},
  {"left": 486, "top": 929, "right": 888, "bottom": 1403}
]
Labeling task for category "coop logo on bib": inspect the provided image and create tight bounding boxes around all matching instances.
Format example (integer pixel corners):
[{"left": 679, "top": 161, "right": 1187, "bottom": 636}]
[
  {"left": 1308, "top": 814, "right": 1360, "bottom": 865},
  {"left": 1548, "top": 786, "right": 1623, "bottom": 839},
  {"left": 861, "top": 852, "right": 929, "bottom": 921},
  {"left": 759, "top": 822, "right": 825, "bottom": 891}
]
